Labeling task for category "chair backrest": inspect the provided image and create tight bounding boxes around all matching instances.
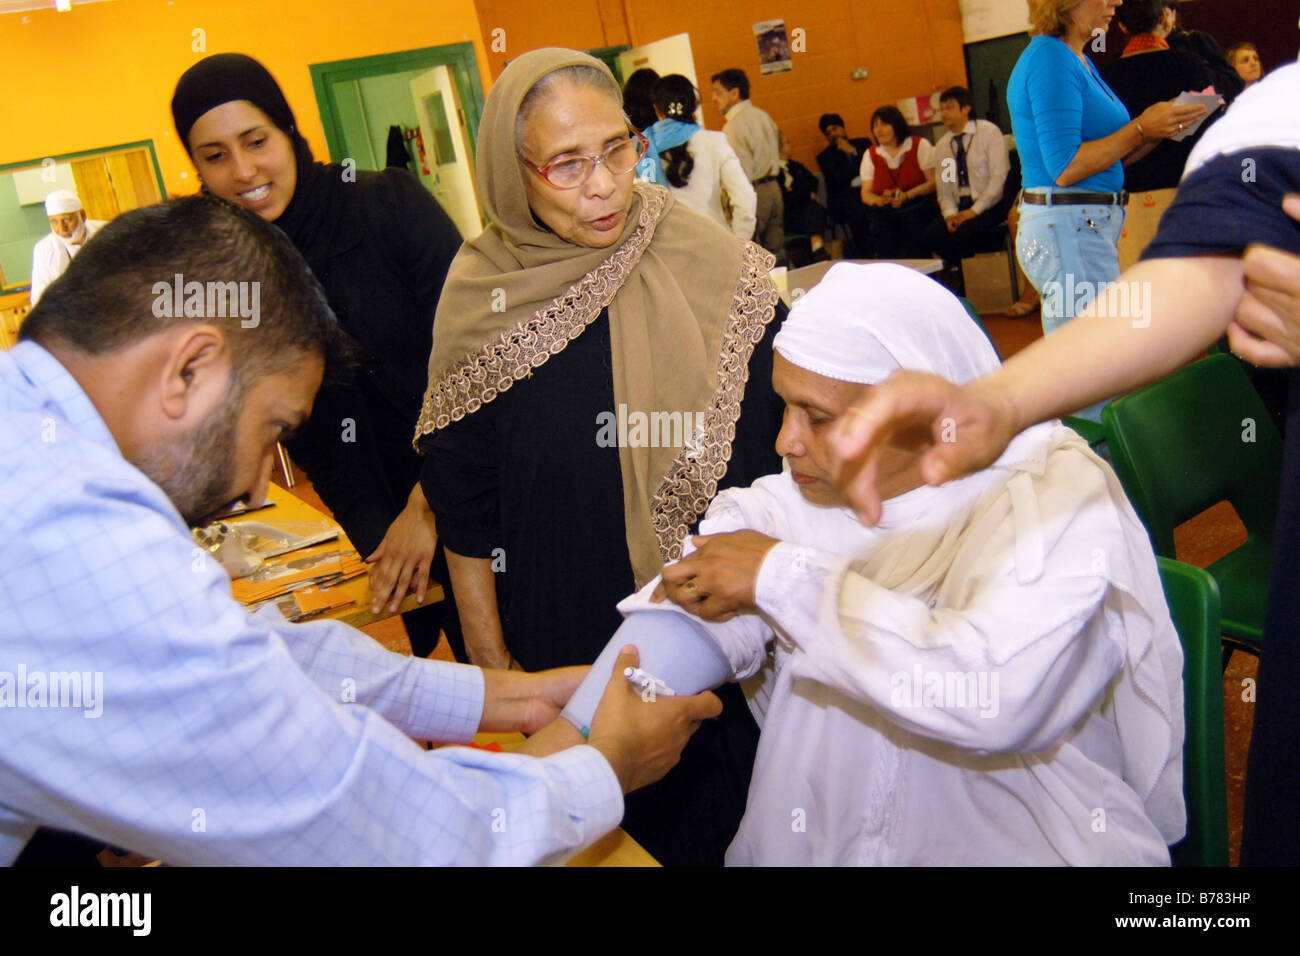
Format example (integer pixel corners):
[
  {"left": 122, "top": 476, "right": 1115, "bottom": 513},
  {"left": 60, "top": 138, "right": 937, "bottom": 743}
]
[
  {"left": 1102, "top": 355, "right": 1282, "bottom": 557},
  {"left": 957, "top": 296, "right": 1001, "bottom": 359},
  {"left": 1158, "top": 557, "right": 1230, "bottom": 866}
]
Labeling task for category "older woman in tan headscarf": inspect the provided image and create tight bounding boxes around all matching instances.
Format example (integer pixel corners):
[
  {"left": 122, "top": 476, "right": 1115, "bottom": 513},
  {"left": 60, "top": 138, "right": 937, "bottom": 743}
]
[{"left": 414, "top": 48, "right": 785, "bottom": 865}]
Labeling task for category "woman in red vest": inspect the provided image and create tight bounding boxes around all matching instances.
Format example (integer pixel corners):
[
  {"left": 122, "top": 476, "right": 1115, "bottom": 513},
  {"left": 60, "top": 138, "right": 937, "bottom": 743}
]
[{"left": 859, "top": 105, "right": 940, "bottom": 259}]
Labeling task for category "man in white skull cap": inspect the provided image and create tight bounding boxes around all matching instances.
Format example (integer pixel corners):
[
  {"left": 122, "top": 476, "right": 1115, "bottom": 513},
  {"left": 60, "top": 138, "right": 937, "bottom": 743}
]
[
  {"left": 553, "top": 261, "right": 1186, "bottom": 865},
  {"left": 29, "top": 189, "right": 105, "bottom": 304}
]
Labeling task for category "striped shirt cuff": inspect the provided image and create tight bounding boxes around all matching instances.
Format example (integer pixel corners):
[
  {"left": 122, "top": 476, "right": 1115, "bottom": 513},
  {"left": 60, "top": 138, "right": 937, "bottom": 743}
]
[
  {"left": 408, "top": 661, "right": 485, "bottom": 743},
  {"left": 543, "top": 745, "right": 625, "bottom": 846}
]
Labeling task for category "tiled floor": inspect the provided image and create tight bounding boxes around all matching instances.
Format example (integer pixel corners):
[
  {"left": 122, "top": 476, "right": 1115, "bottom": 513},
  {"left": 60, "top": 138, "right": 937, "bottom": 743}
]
[{"left": 289, "top": 304, "right": 1257, "bottom": 866}]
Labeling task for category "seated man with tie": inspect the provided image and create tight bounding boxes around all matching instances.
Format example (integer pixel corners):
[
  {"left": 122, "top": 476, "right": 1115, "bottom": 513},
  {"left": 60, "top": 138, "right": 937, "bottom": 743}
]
[{"left": 922, "top": 87, "right": 1011, "bottom": 296}]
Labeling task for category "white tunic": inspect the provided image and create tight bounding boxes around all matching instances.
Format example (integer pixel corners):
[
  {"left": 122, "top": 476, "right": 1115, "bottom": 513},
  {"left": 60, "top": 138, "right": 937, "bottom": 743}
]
[
  {"left": 620, "top": 426, "right": 1185, "bottom": 866},
  {"left": 29, "top": 220, "right": 105, "bottom": 304},
  {"left": 665, "top": 130, "right": 757, "bottom": 240}
]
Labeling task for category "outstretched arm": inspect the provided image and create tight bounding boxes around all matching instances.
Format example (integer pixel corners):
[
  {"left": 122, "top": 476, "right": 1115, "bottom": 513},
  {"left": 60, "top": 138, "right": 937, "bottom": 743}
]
[{"left": 829, "top": 253, "right": 1244, "bottom": 524}]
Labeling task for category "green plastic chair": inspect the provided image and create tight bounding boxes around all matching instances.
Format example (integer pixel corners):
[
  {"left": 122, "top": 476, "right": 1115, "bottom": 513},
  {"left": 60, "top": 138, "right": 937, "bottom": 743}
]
[
  {"left": 1102, "top": 355, "right": 1281, "bottom": 662},
  {"left": 957, "top": 296, "right": 1000, "bottom": 358},
  {"left": 1062, "top": 415, "right": 1108, "bottom": 447},
  {"left": 1158, "top": 558, "right": 1230, "bottom": 867}
]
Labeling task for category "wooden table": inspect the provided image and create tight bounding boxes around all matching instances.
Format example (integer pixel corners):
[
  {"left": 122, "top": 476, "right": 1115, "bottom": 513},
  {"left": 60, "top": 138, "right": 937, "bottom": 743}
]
[
  {"left": 230, "top": 484, "right": 658, "bottom": 866},
  {"left": 471, "top": 734, "right": 659, "bottom": 866}
]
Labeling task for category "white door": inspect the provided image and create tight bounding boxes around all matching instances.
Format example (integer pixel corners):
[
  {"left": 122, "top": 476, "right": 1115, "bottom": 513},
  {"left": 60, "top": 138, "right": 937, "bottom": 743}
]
[
  {"left": 409, "top": 66, "right": 484, "bottom": 240},
  {"left": 616, "top": 33, "right": 703, "bottom": 125}
]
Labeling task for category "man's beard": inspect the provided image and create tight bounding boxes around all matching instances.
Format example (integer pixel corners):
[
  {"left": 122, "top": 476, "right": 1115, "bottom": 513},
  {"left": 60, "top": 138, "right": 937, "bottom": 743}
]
[
  {"left": 136, "top": 388, "right": 244, "bottom": 527},
  {"left": 55, "top": 218, "right": 87, "bottom": 254}
]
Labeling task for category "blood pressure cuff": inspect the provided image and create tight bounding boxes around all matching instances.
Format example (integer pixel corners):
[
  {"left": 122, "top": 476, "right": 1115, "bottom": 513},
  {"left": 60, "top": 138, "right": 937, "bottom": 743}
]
[{"left": 560, "top": 610, "right": 733, "bottom": 736}]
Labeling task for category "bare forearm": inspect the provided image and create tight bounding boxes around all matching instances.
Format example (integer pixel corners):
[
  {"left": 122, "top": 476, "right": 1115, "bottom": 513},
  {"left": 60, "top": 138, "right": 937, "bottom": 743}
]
[
  {"left": 515, "top": 718, "right": 585, "bottom": 758},
  {"left": 445, "top": 548, "right": 509, "bottom": 667},
  {"left": 983, "top": 256, "right": 1244, "bottom": 430},
  {"left": 1055, "top": 122, "right": 1144, "bottom": 187},
  {"left": 1122, "top": 141, "right": 1159, "bottom": 167},
  {"left": 477, "top": 667, "right": 534, "bottom": 732},
  {"left": 907, "top": 180, "right": 936, "bottom": 199}
]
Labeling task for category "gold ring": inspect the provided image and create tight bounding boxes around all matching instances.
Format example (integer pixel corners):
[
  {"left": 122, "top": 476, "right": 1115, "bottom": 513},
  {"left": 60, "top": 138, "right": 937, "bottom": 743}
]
[
  {"left": 684, "top": 580, "right": 699, "bottom": 593},
  {"left": 1177, "top": 123, "right": 1183, "bottom": 131}
]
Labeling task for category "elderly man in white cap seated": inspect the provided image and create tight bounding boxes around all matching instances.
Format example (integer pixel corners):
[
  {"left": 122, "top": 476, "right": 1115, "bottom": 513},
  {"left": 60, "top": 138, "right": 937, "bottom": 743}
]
[
  {"left": 30, "top": 189, "right": 105, "bottom": 305},
  {"left": 551, "top": 262, "right": 1186, "bottom": 865}
]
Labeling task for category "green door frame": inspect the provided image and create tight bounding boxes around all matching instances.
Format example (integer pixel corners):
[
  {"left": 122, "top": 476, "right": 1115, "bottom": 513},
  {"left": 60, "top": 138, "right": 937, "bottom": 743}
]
[
  {"left": 309, "top": 42, "right": 485, "bottom": 165},
  {"left": 585, "top": 44, "right": 632, "bottom": 85},
  {"left": 0, "top": 140, "right": 168, "bottom": 294},
  {"left": 0, "top": 139, "right": 167, "bottom": 188}
]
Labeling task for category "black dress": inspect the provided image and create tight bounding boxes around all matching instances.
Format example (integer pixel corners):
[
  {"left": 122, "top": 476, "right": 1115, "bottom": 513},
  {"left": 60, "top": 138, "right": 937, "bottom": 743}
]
[
  {"left": 421, "top": 301, "right": 787, "bottom": 865},
  {"left": 1103, "top": 49, "right": 1215, "bottom": 193},
  {"left": 276, "top": 164, "right": 464, "bottom": 656}
]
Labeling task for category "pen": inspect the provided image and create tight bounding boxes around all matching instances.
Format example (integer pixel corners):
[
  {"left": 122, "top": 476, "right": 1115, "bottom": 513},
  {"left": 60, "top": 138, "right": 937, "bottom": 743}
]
[{"left": 623, "top": 666, "right": 678, "bottom": 697}]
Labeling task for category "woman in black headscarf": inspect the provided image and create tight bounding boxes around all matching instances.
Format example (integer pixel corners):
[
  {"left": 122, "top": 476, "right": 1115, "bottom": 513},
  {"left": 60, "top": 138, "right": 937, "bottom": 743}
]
[{"left": 171, "top": 53, "right": 462, "bottom": 657}]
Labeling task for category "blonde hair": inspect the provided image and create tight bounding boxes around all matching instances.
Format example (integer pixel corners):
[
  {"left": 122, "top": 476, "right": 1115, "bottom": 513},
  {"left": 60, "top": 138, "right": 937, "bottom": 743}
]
[
  {"left": 1026, "top": 0, "right": 1088, "bottom": 38},
  {"left": 1226, "top": 42, "right": 1258, "bottom": 65}
]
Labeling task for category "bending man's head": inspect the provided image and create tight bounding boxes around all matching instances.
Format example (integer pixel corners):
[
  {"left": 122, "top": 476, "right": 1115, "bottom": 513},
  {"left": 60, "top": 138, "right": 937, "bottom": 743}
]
[
  {"left": 21, "top": 195, "right": 350, "bottom": 526},
  {"left": 772, "top": 263, "right": 1001, "bottom": 507}
]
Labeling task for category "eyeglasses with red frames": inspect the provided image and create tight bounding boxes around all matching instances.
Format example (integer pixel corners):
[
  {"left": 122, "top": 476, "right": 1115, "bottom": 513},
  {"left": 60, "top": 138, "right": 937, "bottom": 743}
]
[{"left": 520, "top": 132, "right": 650, "bottom": 189}]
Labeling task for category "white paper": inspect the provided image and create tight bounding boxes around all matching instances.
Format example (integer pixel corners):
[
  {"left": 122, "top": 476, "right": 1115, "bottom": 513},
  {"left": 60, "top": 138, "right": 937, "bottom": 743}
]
[{"left": 1170, "top": 92, "right": 1222, "bottom": 142}]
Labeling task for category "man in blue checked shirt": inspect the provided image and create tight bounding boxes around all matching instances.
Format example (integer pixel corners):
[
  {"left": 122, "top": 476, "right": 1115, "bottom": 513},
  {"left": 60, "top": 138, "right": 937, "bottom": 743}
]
[{"left": 0, "top": 196, "right": 720, "bottom": 866}]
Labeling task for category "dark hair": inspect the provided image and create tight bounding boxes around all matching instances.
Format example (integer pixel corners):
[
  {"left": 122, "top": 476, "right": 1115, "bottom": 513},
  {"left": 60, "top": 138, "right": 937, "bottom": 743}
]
[
  {"left": 1116, "top": 0, "right": 1162, "bottom": 35},
  {"left": 869, "top": 105, "right": 911, "bottom": 145},
  {"left": 940, "top": 86, "right": 972, "bottom": 112},
  {"left": 623, "top": 68, "right": 660, "bottom": 132},
  {"left": 651, "top": 75, "right": 698, "bottom": 188},
  {"left": 711, "top": 68, "right": 749, "bottom": 100},
  {"left": 21, "top": 195, "right": 352, "bottom": 385},
  {"left": 171, "top": 53, "right": 314, "bottom": 170},
  {"left": 818, "top": 112, "right": 845, "bottom": 133}
]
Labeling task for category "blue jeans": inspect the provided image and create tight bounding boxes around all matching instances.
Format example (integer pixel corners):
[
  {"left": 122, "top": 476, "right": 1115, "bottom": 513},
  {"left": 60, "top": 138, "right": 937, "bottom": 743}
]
[{"left": 1016, "top": 192, "right": 1126, "bottom": 421}]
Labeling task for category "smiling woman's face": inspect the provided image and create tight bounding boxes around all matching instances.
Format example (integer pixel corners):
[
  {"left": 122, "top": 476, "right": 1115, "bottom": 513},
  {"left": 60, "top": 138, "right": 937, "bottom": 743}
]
[
  {"left": 188, "top": 100, "right": 298, "bottom": 222},
  {"left": 516, "top": 79, "right": 635, "bottom": 248}
]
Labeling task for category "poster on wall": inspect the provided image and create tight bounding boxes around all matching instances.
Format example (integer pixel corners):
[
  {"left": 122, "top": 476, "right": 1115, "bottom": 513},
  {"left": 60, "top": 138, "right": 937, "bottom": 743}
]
[{"left": 754, "top": 19, "right": 792, "bottom": 75}]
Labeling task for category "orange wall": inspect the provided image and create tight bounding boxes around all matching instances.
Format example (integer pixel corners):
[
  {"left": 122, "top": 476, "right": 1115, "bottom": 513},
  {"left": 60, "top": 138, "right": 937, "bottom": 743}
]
[
  {"left": 6, "top": 0, "right": 966, "bottom": 197},
  {"left": 2, "top": 0, "right": 490, "bottom": 197},
  {"left": 474, "top": 0, "right": 968, "bottom": 172},
  {"left": 474, "top": 0, "right": 630, "bottom": 78}
]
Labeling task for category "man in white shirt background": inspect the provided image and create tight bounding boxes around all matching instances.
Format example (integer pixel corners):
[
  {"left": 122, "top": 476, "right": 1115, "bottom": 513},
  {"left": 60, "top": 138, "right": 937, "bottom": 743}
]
[
  {"left": 922, "top": 87, "right": 1011, "bottom": 297},
  {"left": 29, "top": 189, "right": 105, "bottom": 305},
  {"left": 711, "top": 68, "right": 785, "bottom": 261}
]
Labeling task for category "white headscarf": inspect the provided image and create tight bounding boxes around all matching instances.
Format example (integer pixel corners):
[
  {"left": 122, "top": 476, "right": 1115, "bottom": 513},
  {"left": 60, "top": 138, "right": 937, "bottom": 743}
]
[
  {"left": 774, "top": 261, "right": 998, "bottom": 386},
  {"left": 44, "top": 189, "right": 83, "bottom": 216},
  {"left": 763, "top": 260, "right": 1186, "bottom": 844}
]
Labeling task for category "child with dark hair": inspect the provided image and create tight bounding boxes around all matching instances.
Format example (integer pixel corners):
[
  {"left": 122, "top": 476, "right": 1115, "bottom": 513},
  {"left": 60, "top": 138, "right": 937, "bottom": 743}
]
[{"left": 645, "top": 74, "right": 756, "bottom": 239}]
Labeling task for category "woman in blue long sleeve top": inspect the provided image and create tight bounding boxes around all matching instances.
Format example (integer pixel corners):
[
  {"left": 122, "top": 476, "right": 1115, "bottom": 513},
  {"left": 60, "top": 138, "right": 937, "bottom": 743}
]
[{"left": 1008, "top": 0, "right": 1205, "bottom": 419}]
